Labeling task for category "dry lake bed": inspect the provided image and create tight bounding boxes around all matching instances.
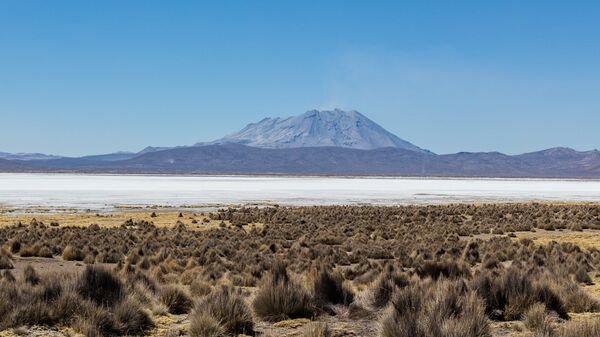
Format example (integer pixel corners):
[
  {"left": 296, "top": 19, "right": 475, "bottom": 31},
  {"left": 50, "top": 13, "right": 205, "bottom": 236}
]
[{"left": 1, "top": 173, "right": 600, "bottom": 211}]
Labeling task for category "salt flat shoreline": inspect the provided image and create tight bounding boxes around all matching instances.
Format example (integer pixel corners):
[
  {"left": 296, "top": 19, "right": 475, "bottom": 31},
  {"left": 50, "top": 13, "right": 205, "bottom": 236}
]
[
  {"left": 2, "top": 173, "right": 600, "bottom": 212},
  {"left": 3, "top": 171, "right": 600, "bottom": 181}
]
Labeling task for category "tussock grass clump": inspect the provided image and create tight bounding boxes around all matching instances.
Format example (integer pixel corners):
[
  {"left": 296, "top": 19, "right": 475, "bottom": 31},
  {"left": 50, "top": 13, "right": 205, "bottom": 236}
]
[
  {"left": 113, "top": 297, "right": 154, "bottom": 335},
  {"left": 416, "top": 260, "right": 471, "bottom": 280},
  {"left": 380, "top": 280, "right": 490, "bottom": 337},
  {"left": 367, "top": 269, "right": 410, "bottom": 309},
  {"left": 549, "top": 281, "right": 600, "bottom": 313},
  {"left": 471, "top": 268, "right": 568, "bottom": 321},
  {"left": 523, "top": 303, "right": 554, "bottom": 334},
  {"left": 194, "top": 285, "right": 254, "bottom": 335},
  {"left": 24, "top": 265, "right": 40, "bottom": 285},
  {"left": 574, "top": 268, "right": 593, "bottom": 285},
  {"left": 62, "top": 245, "right": 85, "bottom": 261},
  {"left": 302, "top": 322, "right": 330, "bottom": 337},
  {"left": 190, "top": 279, "right": 212, "bottom": 297},
  {"left": 253, "top": 263, "right": 316, "bottom": 322},
  {"left": 76, "top": 266, "right": 123, "bottom": 307},
  {"left": 1, "top": 270, "right": 16, "bottom": 282},
  {"left": 158, "top": 285, "right": 193, "bottom": 314},
  {"left": 0, "top": 255, "right": 13, "bottom": 270},
  {"left": 0, "top": 266, "right": 154, "bottom": 336},
  {"left": 189, "top": 311, "right": 226, "bottom": 337},
  {"left": 311, "top": 266, "right": 354, "bottom": 307},
  {"left": 74, "top": 304, "right": 119, "bottom": 337},
  {"left": 556, "top": 320, "right": 600, "bottom": 337}
]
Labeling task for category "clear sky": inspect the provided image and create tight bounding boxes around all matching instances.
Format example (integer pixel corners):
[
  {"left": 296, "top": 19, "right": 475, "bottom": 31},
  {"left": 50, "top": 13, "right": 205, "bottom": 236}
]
[{"left": 1, "top": 1, "right": 599, "bottom": 156}]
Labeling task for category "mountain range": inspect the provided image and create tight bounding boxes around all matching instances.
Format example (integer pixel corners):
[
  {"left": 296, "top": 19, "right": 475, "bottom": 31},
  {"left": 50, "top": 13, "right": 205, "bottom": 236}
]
[{"left": 1, "top": 109, "right": 599, "bottom": 178}]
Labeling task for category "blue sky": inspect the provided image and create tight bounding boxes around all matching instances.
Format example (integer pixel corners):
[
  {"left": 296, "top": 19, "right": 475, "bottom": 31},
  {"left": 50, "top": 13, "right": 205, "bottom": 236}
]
[{"left": 1, "top": 1, "right": 599, "bottom": 156}]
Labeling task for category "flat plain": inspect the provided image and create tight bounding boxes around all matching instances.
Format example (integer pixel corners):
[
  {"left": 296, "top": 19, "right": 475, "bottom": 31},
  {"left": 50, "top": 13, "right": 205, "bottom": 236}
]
[{"left": 0, "top": 203, "right": 599, "bottom": 337}]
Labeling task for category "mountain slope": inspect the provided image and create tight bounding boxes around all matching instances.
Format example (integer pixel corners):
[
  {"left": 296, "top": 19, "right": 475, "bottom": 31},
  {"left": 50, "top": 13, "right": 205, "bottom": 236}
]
[
  {"left": 118, "top": 145, "right": 600, "bottom": 177},
  {"left": 0, "top": 152, "right": 62, "bottom": 161},
  {"left": 8, "top": 144, "right": 598, "bottom": 177},
  {"left": 203, "top": 109, "right": 427, "bottom": 152}
]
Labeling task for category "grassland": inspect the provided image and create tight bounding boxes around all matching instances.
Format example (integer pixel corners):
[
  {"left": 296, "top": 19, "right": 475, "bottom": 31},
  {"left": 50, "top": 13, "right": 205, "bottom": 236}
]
[
  {"left": 0, "top": 209, "right": 229, "bottom": 229},
  {"left": 0, "top": 203, "right": 599, "bottom": 337}
]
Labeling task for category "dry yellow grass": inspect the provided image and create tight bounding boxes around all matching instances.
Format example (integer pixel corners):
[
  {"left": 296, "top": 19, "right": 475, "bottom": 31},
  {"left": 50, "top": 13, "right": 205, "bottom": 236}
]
[
  {"left": 513, "top": 229, "right": 600, "bottom": 250},
  {"left": 0, "top": 209, "right": 231, "bottom": 230},
  {"left": 568, "top": 312, "right": 600, "bottom": 322},
  {"left": 584, "top": 275, "right": 600, "bottom": 298},
  {"left": 272, "top": 318, "right": 311, "bottom": 329}
]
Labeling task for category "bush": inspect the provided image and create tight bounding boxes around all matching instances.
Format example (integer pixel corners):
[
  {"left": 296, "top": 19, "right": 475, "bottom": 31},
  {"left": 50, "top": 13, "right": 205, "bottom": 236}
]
[
  {"left": 49, "top": 288, "right": 86, "bottom": 325},
  {"left": 74, "top": 303, "right": 119, "bottom": 337},
  {"left": 38, "top": 246, "right": 53, "bottom": 258},
  {"left": 312, "top": 266, "right": 354, "bottom": 307},
  {"left": 550, "top": 281, "right": 600, "bottom": 313},
  {"left": 574, "top": 268, "right": 593, "bottom": 285},
  {"left": 302, "top": 322, "right": 330, "bottom": 337},
  {"left": 471, "top": 269, "right": 568, "bottom": 321},
  {"left": 416, "top": 260, "right": 471, "bottom": 280},
  {"left": 195, "top": 286, "right": 254, "bottom": 335},
  {"left": 189, "top": 311, "right": 226, "bottom": 337},
  {"left": 62, "top": 245, "right": 85, "bottom": 261},
  {"left": 24, "top": 265, "right": 40, "bottom": 285},
  {"left": 2, "top": 270, "right": 16, "bottom": 282},
  {"left": 189, "top": 279, "right": 212, "bottom": 297},
  {"left": 253, "top": 264, "right": 316, "bottom": 322},
  {"left": 113, "top": 297, "right": 154, "bottom": 335},
  {"left": 158, "top": 285, "right": 193, "bottom": 314},
  {"left": 0, "top": 255, "right": 13, "bottom": 270},
  {"left": 523, "top": 303, "right": 553, "bottom": 334},
  {"left": 76, "top": 266, "right": 123, "bottom": 307},
  {"left": 367, "top": 270, "right": 409, "bottom": 309},
  {"left": 380, "top": 280, "right": 490, "bottom": 337},
  {"left": 556, "top": 320, "right": 600, "bottom": 337}
]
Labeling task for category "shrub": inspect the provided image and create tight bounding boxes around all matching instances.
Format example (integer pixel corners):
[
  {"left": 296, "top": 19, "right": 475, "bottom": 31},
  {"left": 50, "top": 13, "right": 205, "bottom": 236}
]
[
  {"left": 380, "top": 280, "right": 490, "bottom": 337},
  {"left": 49, "top": 288, "right": 86, "bottom": 325},
  {"left": 471, "top": 269, "right": 568, "bottom": 321},
  {"left": 24, "top": 266, "right": 40, "bottom": 285},
  {"left": 302, "top": 322, "right": 330, "bottom": 337},
  {"left": 416, "top": 260, "right": 470, "bottom": 280},
  {"left": 550, "top": 281, "right": 600, "bottom": 313},
  {"left": 312, "top": 266, "right": 354, "bottom": 307},
  {"left": 195, "top": 286, "right": 254, "bottom": 335},
  {"left": 9, "top": 293, "right": 52, "bottom": 327},
  {"left": 158, "top": 285, "right": 193, "bottom": 314},
  {"left": 253, "top": 264, "right": 315, "bottom": 322},
  {"left": 556, "top": 320, "right": 600, "bottom": 337},
  {"left": 37, "top": 246, "right": 53, "bottom": 258},
  {"left": 0, "top": 255, "right": 13, "bottom": 270},
  {"left": 62, "top": 245, "right": 85, "bottom": 261},
  {"left": 74, "top": 303, "right": 119, "bottom": 337},
  {"left": 10, "top": 241, "right": 21, "bottom": 254},
  {"left": 523, "top": 303, "right": 553, "bottom": 334},
  {"left": 189, "top": 311, "right": 226, "bottom": 337},
  {"left": 2, "top": 270, "right": 16, "bottom": 282},
  {"left": 76, "top": 266, "right": 123, "bottom": 307},
  {"left": 190, "top": 279, "right": 212, "bottom": 297},
  {"left": 367, "top": 270, "right": 409, "bottom": 309},
  {"left": 113, "top": 297, "right": 154, "bottom": 335},
  {"left": 574, "top": 268, "right": 593, "bottom": 285}
]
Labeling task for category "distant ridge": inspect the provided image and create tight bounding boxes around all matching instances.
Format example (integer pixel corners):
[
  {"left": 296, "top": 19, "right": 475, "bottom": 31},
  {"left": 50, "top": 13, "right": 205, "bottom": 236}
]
[
  {"left": 0, "top": 151, "right": 62, "bottom": 161},
  {"left": 3, "top": 144, "right": 599, "bottom": 178},
  {"left": 202, "top": 109, "right": 428, "bottom": 153},
  {"left": 1, "top": 109, "right": 599, "bottom": 178}
]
